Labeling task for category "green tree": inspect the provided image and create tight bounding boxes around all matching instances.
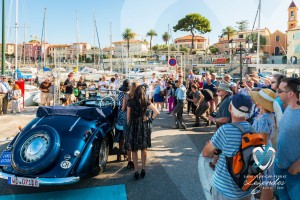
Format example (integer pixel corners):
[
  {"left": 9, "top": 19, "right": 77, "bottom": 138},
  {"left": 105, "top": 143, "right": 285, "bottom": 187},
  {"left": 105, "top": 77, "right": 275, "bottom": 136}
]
[
  {"left": 162, "top": 32, "right": 171, "bottom": 45},
  {"left": 209, "top": 46, "right": 219, "bottom": 54},
  {"left": 180, "top": 47, "right": 189, "bottom": 53},
  {"left": 236, "top": 20, "right": 248, "bottom": 32},
  {"left": 222, "top": 26, "right": 236, "bottom": 40},
  {"left": 122, "top": 28, "right": 136, "bottom": 58},
  {"left": 173, "top": 13, "right": 211, "bottom": 54},
  {"left": 152, "top": 44, "right": 159, "bottom": 51},
  {"left": 146, "top": 29, "right": 157, "bottom": 50},
  {"left": 246, "top": 33, "right": 267, "bottom": 52}
]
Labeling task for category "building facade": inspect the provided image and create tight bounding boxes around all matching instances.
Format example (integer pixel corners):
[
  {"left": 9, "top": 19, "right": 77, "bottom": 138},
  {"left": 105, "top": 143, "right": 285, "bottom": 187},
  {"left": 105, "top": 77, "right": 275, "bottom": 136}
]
[
  {"left": 112, "top": 40, "right": 148, "bottom": 58},
  {"left": 287, "top": 1, "right": 300, "bottom": 63},
  {"left": 174, "top": 35, "right": 207, "bottom": 52}
]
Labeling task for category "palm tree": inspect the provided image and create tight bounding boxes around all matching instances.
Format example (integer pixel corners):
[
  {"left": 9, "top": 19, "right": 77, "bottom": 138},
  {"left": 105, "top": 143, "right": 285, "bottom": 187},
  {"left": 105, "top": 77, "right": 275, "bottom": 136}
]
[
  {"left": 162, "top": 32, "right": 170, "bottom": 46},
  {"left": 222, "top": 26, "right": 236, "bottom": 41},
  {"left": 122, "top": 28, "right": 136, "bottom": 58},
  {"left": 146, "top": 29, "right": 157, "bottom": 50}
]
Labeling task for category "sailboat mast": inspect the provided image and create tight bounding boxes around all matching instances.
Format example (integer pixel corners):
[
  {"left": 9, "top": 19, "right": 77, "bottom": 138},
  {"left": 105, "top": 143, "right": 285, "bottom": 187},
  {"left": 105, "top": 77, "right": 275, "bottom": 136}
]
[
  {"left": 167, "top": 24, "right": 170, "bottom": 68},
  {"left": 15, "top": 0, "right": 19, "bottom": 73},
  {"left": 23, "top": 23, "right": 26, "bottom": 65},
  {"left": 1, "top": 0, "right": 5, "bottom": 75},
  {"left": 256, "top": 0, "right": 261, "bottom": 72},
  {"left": 110, "top": 21, "right": 113, "bottom": 72},
  {"left": 43, "top": 8, "right": 46, "bottom": 67},
  {"left": 76, "top": 10, "right": 79, "bottom": 68},
  {"left": 93, "top": 13, "right": 96, "bottom": 68}
]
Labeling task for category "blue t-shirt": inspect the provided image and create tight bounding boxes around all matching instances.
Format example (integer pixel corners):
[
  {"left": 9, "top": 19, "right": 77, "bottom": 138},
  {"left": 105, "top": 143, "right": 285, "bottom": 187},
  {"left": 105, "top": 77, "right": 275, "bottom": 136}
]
[
  {"left": 276, "top": 106, "right": 300, "bottom": 169},
  {"left": 154, "top": 85, "right": 161, "bottom": 94},
  {"left": 211, "top": 122, "right": 253, "bottom": 199}
]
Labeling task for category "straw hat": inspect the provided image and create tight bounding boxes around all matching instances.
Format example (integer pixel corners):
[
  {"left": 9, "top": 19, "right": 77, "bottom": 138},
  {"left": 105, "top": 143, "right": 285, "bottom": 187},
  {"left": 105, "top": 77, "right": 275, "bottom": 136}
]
[{"left": 249, "top": 88, "right": 276, "bottom": 112}]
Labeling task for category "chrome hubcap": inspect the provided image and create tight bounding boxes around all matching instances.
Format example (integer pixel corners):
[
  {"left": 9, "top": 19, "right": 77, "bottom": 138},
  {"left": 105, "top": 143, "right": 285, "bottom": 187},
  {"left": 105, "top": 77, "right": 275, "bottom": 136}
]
[{"left": 21, "top": 134, "right": 49, "bottom": 163}]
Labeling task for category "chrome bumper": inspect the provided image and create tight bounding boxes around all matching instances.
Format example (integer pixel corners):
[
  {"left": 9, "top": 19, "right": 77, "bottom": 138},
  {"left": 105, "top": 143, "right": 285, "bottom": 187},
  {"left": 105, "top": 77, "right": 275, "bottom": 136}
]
[{"left": 0, "top": 171, "right": 80, "bottom": 185}]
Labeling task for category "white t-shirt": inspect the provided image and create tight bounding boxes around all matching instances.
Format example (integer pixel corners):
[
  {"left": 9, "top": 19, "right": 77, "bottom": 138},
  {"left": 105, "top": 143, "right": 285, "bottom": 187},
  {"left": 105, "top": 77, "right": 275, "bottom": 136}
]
[
  {"left": 98, "top": 81, "right": 109, "bottom": 92},
  {"left": 0, "top": 81, "right": 10, "bottom": 93}
]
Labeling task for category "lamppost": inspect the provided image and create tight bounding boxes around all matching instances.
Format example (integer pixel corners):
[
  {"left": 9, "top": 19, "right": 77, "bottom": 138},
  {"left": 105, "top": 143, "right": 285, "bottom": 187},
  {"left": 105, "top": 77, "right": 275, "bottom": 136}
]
[
  {"left": 237, "top": 40, "right": 253, "bottom": 82},
  {"left": 228, "top": 39, "right": 236, "bottom": 68}
]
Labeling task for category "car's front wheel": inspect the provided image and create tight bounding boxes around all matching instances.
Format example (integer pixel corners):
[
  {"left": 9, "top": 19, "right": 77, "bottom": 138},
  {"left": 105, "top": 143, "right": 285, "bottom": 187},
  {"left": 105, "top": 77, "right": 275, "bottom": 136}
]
[{"left": 99, "top": 137, "right": 109, "bottom": 172}]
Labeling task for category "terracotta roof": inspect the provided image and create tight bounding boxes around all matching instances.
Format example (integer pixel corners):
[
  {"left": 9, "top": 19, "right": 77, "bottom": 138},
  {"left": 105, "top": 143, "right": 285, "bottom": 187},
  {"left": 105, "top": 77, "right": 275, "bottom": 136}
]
[
  {"left": 175, "top": 34, "right": 206, "bottom": 41},
  {"left": 289, "top": 1, "right": 297, "bottom": 8}
]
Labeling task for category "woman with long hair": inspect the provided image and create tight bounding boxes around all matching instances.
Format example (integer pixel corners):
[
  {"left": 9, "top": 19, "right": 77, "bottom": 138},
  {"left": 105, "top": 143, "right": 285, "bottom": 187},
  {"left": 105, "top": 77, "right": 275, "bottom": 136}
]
[
  {"left": 126, "top": 85, "right": 160, "bottom": 180},
  {"left": 122, "top": 81, "right": 139, "bottom": 169}
]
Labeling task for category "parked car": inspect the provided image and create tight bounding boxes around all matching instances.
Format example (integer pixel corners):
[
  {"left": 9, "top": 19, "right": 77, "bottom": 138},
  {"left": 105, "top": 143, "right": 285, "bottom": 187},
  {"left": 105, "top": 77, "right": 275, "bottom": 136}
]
[{"left": 0, "top": 95, "right": 118, "bottom": 187}]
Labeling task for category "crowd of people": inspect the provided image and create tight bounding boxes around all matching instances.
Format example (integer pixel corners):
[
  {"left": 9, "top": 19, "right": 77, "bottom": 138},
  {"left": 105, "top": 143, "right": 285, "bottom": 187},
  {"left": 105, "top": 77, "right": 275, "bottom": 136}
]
[
  {"left": 1, "top": 67, "right": 300, "bottom": 198},
  {"left": 200, "top": 73, "right": 300, "bottom": 200}
]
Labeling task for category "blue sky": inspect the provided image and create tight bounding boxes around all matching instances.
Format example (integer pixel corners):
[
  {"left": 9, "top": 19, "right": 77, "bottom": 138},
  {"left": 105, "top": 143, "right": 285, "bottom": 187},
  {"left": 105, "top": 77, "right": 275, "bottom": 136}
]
[{"left": 0, "top": 0, "right": 294, "bottom": 48}]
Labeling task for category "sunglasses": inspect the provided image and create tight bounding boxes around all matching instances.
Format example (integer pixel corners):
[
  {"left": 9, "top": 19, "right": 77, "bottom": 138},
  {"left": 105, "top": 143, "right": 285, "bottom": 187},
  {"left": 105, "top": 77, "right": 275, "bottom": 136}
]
[
  {"left": 271, "top": 81, "right": 276, "bottom": 84},
  {"left": 277, "top": 89, "right": 290, "bottom": 93}
]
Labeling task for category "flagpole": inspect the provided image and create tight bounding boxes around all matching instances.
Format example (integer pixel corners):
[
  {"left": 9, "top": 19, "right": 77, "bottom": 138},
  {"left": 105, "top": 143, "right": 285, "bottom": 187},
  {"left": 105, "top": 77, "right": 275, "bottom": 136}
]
[{"left": 1, "top": 0, "right": 6, "bottom": 75}]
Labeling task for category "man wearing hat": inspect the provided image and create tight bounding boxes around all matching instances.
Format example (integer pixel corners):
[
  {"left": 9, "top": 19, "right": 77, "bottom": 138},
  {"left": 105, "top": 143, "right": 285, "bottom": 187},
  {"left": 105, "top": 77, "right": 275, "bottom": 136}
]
[
  {"left": 202, "top": 93, "right": 253, "bottom": 200},
  {"left": 208, "top": 83, "right": 232, "bottom": 128},
  {"left": 0, "top": 75, "right": 11, "bottom": 115}
]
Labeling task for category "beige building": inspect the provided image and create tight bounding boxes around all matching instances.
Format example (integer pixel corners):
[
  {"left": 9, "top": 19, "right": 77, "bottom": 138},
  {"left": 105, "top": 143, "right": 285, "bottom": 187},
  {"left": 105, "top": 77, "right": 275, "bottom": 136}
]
[
  {"left": 174, "top": 34, "right": 207, "bottom": 52},
  {"left": 112, "top": 40, "right": 148, "bottom": 58},
  {"left": 48, "top": 44, "right": 70, "bottom": 60},
  {"left": 214, "top": 28, "right": 272, "bottom": 55}
]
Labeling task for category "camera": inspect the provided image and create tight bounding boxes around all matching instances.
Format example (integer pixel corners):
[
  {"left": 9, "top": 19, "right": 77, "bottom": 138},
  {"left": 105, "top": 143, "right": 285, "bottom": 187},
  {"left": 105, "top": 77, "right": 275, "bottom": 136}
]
[{"left": 210, "top": 112, "right": 217, "bottom": 118}]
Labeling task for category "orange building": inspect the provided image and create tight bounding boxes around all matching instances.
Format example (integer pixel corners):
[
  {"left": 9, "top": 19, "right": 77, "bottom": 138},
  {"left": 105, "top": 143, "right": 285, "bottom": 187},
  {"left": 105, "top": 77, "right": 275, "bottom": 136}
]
[
  {"left": 269, "top": 30, "right": 287, "bottom": 56},
  {"left": 174, "top": 34, "right": 207, "bottom": 52}
]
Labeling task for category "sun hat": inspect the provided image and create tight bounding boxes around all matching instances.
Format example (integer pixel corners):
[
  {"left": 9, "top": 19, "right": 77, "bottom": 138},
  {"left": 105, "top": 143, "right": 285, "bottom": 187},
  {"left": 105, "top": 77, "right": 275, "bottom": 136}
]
[
  {"left": 231, "top": 93, "right": 253, "bottom": 113},
  {"left": 249, "top": 88, "right": 276, "bottom": 112},
  {"left": 1, "top": 74, "right": 7, "bottom": 78},
  {"left": 216, "top": 83, "right": 232, "bottom": 93},
  {"left": 119, "top": 79, "right": 130, "bottom": 92}
]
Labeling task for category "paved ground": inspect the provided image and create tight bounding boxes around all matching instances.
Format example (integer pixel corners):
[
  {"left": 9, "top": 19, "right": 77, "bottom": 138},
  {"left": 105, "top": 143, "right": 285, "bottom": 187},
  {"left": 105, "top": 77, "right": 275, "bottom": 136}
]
[{"left": 0, "top": 107, "right": 218, "bottom": 200}]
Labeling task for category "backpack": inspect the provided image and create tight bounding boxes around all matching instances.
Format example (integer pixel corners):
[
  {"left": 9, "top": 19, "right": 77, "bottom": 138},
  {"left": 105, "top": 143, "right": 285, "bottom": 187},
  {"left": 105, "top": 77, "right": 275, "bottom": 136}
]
[{"left": 225, "top": 123, "right": 266, "bottom": 191}]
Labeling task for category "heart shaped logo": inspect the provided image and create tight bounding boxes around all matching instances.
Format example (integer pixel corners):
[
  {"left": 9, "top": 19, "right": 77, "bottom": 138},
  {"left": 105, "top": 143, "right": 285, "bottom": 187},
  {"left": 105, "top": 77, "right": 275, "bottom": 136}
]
[{"left": 252, "top": 145, "right": 276, "bottom": 171}]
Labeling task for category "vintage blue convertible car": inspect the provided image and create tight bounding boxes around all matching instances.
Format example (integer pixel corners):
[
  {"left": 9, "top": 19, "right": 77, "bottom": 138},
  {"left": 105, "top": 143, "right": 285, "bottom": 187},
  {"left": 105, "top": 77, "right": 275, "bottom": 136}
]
[{"left": 0, "top": 96, "right": 117, "bottom": 187}]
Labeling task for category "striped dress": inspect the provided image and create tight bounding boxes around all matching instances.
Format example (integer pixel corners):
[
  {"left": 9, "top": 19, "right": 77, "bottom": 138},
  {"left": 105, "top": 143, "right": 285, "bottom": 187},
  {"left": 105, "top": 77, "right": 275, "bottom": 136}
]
[{"left": 211, "top": 122, "right": 253, "bottom": 199}]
